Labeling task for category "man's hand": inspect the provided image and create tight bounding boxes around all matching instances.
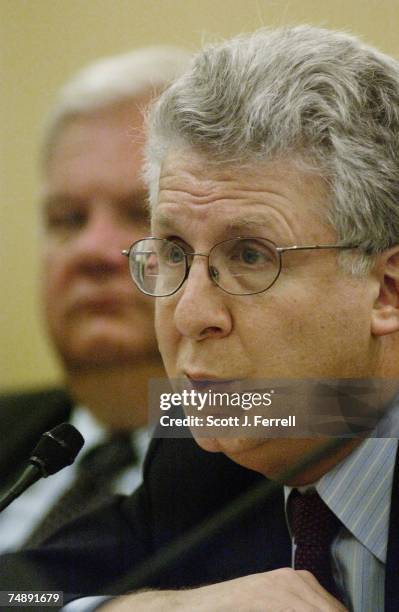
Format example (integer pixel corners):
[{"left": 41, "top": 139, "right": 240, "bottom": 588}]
[{"left": 101, "top": 568, "right": 347, "bottom": 611}]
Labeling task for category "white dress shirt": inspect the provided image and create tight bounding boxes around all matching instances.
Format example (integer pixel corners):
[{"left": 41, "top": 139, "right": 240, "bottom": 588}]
[{"left": 0, "top": 407, "right": 149, "bottom": 552}]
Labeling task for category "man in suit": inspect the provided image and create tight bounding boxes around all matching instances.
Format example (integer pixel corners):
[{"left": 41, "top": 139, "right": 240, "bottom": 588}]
[
  {"left": 1, "top": 25, "right": 399, "bottom": 611},
  {"left": 0, "top": 47, "right": 190, "bottom": 550}
]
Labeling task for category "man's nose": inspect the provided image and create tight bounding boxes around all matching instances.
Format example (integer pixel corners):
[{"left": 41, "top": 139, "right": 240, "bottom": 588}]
[{"left": 173, "top": 257, "right": 232, "bottom": 341}]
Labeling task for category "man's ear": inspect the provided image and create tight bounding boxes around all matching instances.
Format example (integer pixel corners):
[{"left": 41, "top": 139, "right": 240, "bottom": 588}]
[{"left": 371, "top": 246, "right": 399, "bottom": 337}]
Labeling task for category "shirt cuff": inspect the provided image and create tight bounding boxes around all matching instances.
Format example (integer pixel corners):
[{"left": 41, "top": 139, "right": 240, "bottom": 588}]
[{"left": 62, "top": 596, "right": 113, "bottom": 611}]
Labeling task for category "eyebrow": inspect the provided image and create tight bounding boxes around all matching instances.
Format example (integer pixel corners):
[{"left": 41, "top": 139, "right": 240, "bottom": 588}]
[{"left": 227, "top": 215, "right": 273, "bottom": 233}]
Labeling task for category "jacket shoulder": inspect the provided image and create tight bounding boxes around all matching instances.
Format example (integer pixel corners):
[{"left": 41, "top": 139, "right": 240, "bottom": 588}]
[{"left": 0, "top": 387, "right": 73, "bottom": 485}]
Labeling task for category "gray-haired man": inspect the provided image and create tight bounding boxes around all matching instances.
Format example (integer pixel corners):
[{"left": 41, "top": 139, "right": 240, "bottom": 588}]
[{"left": 2, "top": 26, "right": 399, "bottom": 612}]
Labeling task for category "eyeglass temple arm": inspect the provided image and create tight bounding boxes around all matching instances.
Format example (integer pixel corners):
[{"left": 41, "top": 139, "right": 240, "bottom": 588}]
[{"left": 277, "top": 244, "right": 359, "bottom": 254}]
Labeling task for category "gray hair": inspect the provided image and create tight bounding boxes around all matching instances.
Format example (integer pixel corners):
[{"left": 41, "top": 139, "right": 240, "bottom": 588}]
[
  {"left": 43, "top": 46, "right": 191, "bottom": 164},
  {"left": 146, "top": 26, "right": 399, "bottom": 274}
]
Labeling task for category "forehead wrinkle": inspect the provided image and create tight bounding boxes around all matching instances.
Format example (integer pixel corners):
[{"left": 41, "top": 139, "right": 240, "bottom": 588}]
[
  {"left": 158, "top": 187, "right": 255, "bottom": 208},
  {"left": 156, "top": 187, "right": 305, "bottom": 241}
]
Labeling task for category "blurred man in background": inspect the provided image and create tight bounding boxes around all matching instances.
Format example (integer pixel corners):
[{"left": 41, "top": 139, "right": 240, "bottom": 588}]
[{"left": 0, "top": 46, "right": 190, "bottom": 550}]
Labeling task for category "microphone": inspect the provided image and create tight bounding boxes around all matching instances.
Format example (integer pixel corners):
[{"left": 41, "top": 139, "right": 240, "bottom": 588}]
[{"left": 0, "top": 423, "right": 84, "bottom": 513}]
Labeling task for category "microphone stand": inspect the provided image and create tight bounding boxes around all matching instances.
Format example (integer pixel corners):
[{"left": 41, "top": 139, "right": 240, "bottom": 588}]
[{"left": 0, "top": 465, "right": 42, "bottom": 512}]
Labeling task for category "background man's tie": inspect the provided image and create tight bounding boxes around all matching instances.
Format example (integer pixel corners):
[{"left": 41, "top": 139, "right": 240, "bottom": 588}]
[
  {"left": 24, "top": 434, "right": 136, "bottom": 548},
  {"left": 288, "top": 489, "right": 342, "bottom": 601}
]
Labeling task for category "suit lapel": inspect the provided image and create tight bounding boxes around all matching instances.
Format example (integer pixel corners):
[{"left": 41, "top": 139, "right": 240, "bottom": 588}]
[{"left": 186, "top": 487, "right": 291, "bottom": 586}]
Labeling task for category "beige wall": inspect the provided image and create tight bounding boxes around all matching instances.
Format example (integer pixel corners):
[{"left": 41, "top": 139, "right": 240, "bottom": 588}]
[{"left": 1, "top": 0, "right": 399, "bottom": 391}]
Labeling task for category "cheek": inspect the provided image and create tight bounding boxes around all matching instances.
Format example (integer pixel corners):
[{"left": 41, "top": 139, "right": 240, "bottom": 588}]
[
  {"left": 155, "top": 300, "right": 180, "bottom": 373},
  {"left": 235, "top": 294, "right": 294, "bottom": 354},
  {"left": 42, "top": 245, "right": 66, "bottom": 286},
  {"left": 235, "top": 288, "right": 358, "bottom": 377},
  {"left": 41, "top": 248, "right": 70, "bottom": 313},
  {"left": 274, "top": 283, "right": 371, "bottom": 375}
]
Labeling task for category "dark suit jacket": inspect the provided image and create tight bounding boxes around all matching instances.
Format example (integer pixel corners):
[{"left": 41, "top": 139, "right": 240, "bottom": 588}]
[
  {"left": 0, "top": 388, "right": 72, "bottom": 494},
  {"left": 0, "top": 433, "right": 398, "bottom": 611}
]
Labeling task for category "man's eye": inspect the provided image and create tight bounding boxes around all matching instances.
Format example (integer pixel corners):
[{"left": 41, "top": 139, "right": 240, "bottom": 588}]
[
  {"left": 241, "top": 247, "right": 263, "bottom": 264},
  {"left": 165, "top": 244, "right": 185, "bottom": 264},
  {"left": 46, "top": 210, "right": 87, "bottom": 230},
  {"left": 230, "top": 242, "right": 273, "bottom": 266}
]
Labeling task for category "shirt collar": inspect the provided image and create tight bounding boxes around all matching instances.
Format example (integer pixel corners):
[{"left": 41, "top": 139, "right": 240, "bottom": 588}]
[
  {"left": 284, "top": 439, "right": 397, "bottom": 563},
  {"left": 317, "top": 438, "right": 397, "bottom": 563},
  {"left": 70, "top": 406, "right": 149, "bottom": 455}
]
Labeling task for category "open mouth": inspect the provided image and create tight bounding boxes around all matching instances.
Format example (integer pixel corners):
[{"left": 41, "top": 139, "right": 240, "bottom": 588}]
[{"left": 185, "top": 375, "right": 242, "bottom": 394}]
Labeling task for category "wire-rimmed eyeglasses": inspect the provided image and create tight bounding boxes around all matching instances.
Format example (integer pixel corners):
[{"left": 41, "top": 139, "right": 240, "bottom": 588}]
[{"left": 122, "top": 236, "right": 360, "bottom": 297}]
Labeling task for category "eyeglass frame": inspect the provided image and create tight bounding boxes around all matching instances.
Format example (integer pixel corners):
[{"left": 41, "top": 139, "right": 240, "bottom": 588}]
[{"left": 122, "top": 236, "right": 360, "bottom": 297}]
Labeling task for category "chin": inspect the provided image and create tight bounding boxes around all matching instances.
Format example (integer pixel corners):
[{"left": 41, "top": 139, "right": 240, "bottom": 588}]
[
  {"left": 194, "top": 435, "right": 288, "bottom": 477},
  {"left": 194, "top": 436, "right": 267, "bottom": 455},
  {"left": 58, "top": 333, "right": 157, "bottom": 369},
  {"left": 194, "top": 437, "right": 223, "bottom": 453},
  {"left": 217, "top": 437, "right": 269, "bottom": 455}
]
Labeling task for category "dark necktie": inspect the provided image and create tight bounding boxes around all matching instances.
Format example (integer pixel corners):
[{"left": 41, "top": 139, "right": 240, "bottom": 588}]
[
  {"left": 24, "top": 434, "right": 136, "bottom": 548},
  {"left": 288, "top": 489, "right": 342, "bottom": 601}
]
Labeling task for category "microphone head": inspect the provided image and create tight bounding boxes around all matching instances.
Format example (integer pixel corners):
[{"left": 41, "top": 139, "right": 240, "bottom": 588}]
[{"left": 29, "top": 423, "right": 85, "bottom": 477}]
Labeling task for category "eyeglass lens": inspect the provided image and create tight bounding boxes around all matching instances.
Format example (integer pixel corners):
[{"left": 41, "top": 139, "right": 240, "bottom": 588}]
[{"left": 128, "top": 237, "right": 281, "bottom": 296}]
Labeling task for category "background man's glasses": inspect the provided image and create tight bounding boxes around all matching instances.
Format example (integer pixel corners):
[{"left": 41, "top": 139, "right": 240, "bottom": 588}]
[{"left": 122, "top": 237, "right": 359, "bottom": 297}]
